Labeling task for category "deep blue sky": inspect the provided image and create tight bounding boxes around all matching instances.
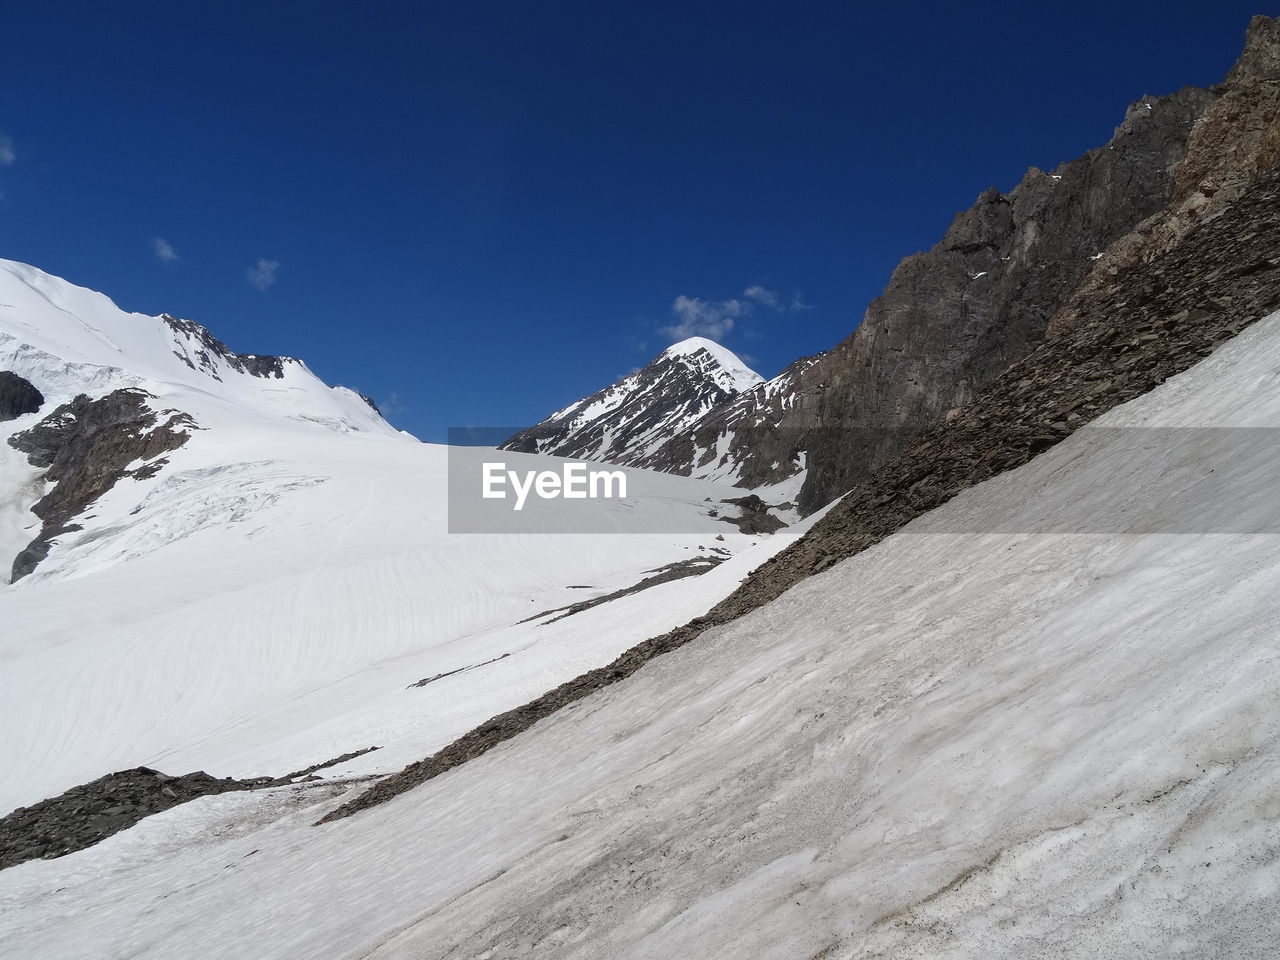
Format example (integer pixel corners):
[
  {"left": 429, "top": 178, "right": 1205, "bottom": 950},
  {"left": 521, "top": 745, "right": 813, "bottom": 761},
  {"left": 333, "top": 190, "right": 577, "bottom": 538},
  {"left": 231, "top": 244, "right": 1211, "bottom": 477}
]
[{"left": 0, "top": 2, "right": 1268, "bottom": 440}]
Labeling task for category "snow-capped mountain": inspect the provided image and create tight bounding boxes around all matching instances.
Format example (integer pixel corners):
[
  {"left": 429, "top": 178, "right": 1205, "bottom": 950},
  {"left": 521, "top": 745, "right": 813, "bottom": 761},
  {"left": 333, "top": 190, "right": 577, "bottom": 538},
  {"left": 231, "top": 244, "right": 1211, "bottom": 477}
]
[
  {"left": 7, "top": 275, "right": 1280, "bottom": 960},
  {"left": 500, "top": 336, "right": 762, "bottom": 465},
  {"left": 0, "top": 258, "right": 404, "bottom": 580},
  {"left": 3, "top": 16, "right": 1280, "bottom": 960},
  {"left": 0, "top": 258, "right": 793, "bottom": 821}
]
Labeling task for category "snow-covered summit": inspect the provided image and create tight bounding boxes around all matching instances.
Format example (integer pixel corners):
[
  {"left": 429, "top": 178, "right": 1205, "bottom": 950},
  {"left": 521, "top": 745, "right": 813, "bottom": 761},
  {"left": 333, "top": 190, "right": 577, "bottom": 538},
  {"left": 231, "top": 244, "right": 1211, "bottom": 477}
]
[
  {"left": 0, "top": 259, "right": 413, "bottom": 582},
  {"left": 0, "top": 258, "right": 400, "bottom": 438},
  {"left": 501, "top": 337, "right": 762, "bottom": 465},
  {"left": 659, "top": 337, "right": 764, "bottom": 394}
]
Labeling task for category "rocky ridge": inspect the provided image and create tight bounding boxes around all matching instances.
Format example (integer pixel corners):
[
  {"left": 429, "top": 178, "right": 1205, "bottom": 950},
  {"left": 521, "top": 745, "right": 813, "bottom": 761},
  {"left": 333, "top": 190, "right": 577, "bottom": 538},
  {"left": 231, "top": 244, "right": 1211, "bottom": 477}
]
[
  {"left": 0, "top": 744, "right": 382, "bottom": 870},
  {"left": 643, "top": 85, "right": 1217, "bottom": 514},
  {"left": 162, "top": 314, "right": 294, "bottom": 381}
]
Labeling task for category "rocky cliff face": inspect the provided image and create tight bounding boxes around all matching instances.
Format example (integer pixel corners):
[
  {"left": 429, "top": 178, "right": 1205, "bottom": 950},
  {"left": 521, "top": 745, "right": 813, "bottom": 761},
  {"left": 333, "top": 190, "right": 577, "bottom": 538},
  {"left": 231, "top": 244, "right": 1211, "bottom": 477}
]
[
  {"left": 501, "top": 337, "right": 762, "bottom": 466},
  {"left": 1050, "top": 15, "right": 1280, "bottom": 339},
  {"left": 645, "top": 83, "right": 1217, "bottom": 512}
]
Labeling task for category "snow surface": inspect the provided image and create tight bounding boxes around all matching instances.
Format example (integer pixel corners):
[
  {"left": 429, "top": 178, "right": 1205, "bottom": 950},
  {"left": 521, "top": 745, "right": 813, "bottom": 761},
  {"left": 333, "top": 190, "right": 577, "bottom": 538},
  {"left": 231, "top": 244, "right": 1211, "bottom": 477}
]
[
  {"left": 3, "top": 304, "right": 1280, "bottom": 957},
  {"left": 0, "top": 262, "right": 813, "bottom": 814}
]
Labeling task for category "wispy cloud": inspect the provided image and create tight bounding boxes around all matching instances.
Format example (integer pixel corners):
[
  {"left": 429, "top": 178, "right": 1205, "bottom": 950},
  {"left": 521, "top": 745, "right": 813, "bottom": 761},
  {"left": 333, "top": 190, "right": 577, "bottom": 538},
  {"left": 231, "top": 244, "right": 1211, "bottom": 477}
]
[
  {"left": 743, "top": 285, "right": 779, "bottom": 308},
  {"left": 151, "top": 237, "right": 180, "bottom": 263},
  {"left": 659, "top": 284, "right": 808, "bottom": 344},
  {"left": 246, "top": 258, "right": 280, "bottom": 292},
  {"left": 379, "top": 392, "right": 405, "bottom": 417},
  {"left": 660, "top": 295, "right": 748, "bottom": 341},
  {"left": 0, "top": 134, "right": 14, "bottom": 167}
]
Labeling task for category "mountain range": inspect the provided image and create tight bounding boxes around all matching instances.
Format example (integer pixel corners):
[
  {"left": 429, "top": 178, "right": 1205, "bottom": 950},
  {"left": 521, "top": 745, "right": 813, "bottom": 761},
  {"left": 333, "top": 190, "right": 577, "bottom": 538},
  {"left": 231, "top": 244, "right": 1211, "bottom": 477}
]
[{"left": 2, "top": 14, "right": 1280, "bottom": 960}]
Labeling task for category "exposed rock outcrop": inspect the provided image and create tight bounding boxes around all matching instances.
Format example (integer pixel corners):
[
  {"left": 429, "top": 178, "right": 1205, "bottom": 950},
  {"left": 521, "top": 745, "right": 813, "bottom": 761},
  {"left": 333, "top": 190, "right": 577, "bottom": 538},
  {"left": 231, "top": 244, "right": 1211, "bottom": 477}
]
[
  {"left": 1051, "top": 14, "right": 1280, "bottom": 337},
  {"left": 0, "top": 371, "right": 43, "bottom": 422},
  {"left": 644, "top": 85, "right": 1217, "bottom": 513},
  {"left": 0, "top": 768, "right": 272, "bottom": 870},
  {"left": 7, "top": 388, "right": 194, "bottom": 580},
  {"left": 163, "top": 314, "right": 294, "bottom": 380},
  {"left": 0, "top": 745, "right": 381, "bottom": 870}
]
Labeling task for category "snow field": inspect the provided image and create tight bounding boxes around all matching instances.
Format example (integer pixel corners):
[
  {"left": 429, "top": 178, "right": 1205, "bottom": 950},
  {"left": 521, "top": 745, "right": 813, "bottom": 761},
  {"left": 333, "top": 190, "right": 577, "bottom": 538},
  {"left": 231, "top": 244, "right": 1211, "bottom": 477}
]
[{"left": 5, "top": 311, "right": 1280, "bottom": 958}]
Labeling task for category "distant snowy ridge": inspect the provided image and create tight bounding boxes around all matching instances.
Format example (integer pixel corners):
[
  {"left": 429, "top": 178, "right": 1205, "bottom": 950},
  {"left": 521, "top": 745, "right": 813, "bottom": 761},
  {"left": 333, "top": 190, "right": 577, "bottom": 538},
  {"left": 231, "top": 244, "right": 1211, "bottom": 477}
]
[
  {"left": 0, "top": 258, "right": 402, "bottom": 439},
  {"left": 0, "top": 258, "right": 408, "bottom": 581},
  {"left": 500, "top": 337, "right": 763, "bottom": 466}
]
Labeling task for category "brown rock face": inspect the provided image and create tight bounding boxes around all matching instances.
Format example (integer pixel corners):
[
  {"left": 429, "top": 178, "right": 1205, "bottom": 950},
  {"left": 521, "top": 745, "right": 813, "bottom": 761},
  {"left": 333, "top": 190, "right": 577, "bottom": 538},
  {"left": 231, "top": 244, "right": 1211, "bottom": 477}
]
[
  {"left": 645, "top": 83, "right": 1216, "bottom": 514},
  {"left": 1175, "top": 15, "right": 1280, "bottom": 204},
  {"left": 1049, "top": 16, "right": 1280, "bottom": 340}
]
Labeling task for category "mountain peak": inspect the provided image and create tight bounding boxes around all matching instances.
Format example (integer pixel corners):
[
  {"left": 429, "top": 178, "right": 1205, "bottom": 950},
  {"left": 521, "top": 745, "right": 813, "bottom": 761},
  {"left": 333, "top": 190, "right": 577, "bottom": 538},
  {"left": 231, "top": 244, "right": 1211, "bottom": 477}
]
[
  {"left": 500, "top": 339, "right": 762, "bottom": 464},
  {"left": 659, "top": 337, "right": 763, "bottom": 393}
]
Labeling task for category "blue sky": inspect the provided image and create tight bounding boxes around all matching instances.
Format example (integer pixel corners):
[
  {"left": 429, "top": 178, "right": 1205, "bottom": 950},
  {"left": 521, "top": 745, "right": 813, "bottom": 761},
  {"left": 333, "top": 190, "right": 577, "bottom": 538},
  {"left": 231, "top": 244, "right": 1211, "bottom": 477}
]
[{"left": 0, "top": 2, "right": 1266, "bottom": 440}]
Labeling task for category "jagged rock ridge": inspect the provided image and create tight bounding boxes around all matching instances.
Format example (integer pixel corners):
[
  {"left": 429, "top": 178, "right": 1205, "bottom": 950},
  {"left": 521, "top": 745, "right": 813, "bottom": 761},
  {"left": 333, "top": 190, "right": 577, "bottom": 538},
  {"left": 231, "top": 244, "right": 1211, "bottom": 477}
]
[
  {"left": 162, "top": 314, "right": 294, "bottom": 380},
  {"left": 642, "top": 84, "right": 1217, "bottom": 513}
]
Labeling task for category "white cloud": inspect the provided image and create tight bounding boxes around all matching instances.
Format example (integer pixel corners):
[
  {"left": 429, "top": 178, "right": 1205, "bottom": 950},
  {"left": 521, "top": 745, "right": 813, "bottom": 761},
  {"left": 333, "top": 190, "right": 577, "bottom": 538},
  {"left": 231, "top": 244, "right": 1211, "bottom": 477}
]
[
  {"left": 660, "top": 295, "right": 747, "bottom": 341},
  {"left": 743, "top": 285, "right": 779, "bottom": 308},
  {"left": 151, "top": 237, "right": 179, "bottom": 263},
  {"left": 246, "top": 258, "right": 280, "bottom": 292},
  {"left": 659, "top": 284, "right": 807, "bottom": 343},
  {"left": 0, "top": 135, "right": 14, "bottom": 167}
]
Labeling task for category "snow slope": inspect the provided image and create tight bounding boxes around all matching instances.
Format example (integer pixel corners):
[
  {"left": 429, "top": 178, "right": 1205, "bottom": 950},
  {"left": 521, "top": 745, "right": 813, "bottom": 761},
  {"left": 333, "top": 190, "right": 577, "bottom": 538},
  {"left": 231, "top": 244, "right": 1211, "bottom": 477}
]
[
  {"left": 0, "top": 262, "right": 807, "bottom": 816},
  {"left": 4, "top": 313, "right": 1280, "bottom": 956}
]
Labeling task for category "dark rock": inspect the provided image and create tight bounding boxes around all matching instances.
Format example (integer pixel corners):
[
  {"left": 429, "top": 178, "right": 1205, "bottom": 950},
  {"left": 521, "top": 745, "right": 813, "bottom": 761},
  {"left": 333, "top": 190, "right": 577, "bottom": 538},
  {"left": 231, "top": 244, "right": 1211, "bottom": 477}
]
[
  {"left": 0, "top": 767, "right": 270, "bottom": 871},
  {"left": 0, "top": 372, "right": 43, "bottom": 422},
  {"left": 6, "top": 388, "right": 194, "bottom": 580},
  {"left": 0, "top": 744, "right": 382, "bottom": 870},
  {"left": 719, "top": 495, "right": 788, "bottom": 534},
  {"left": 162, "top": 314, "right": 294, "bottom": 380}
]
